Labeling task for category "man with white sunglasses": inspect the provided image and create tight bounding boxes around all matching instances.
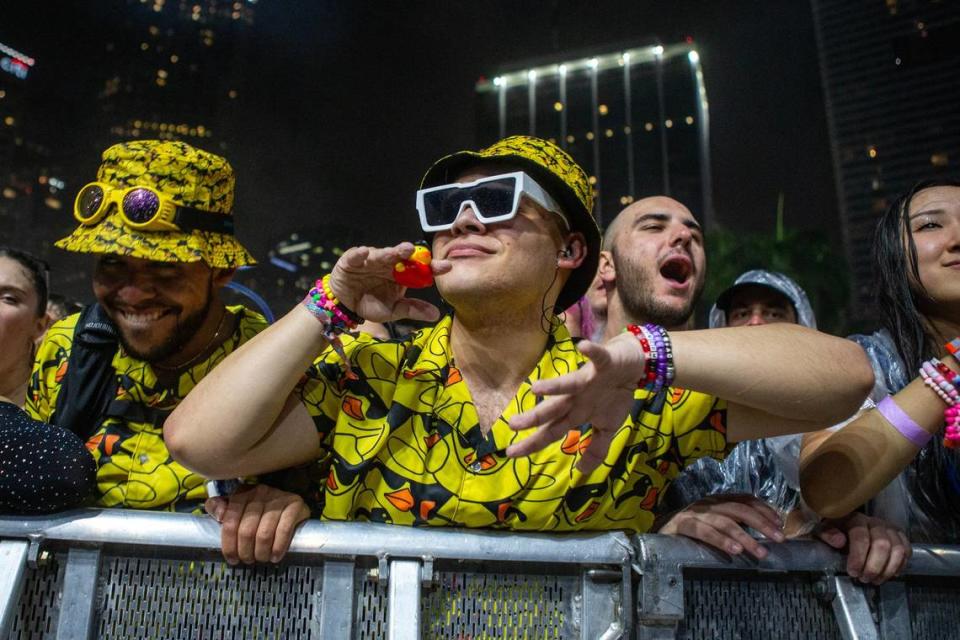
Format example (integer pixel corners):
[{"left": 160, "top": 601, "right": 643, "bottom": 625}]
[{"left": 166, "top": 136, "right": 873, "bottom": 534}]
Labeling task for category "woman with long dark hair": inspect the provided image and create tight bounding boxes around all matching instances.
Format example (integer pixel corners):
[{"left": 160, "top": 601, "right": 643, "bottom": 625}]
[
  {"left": 801, "top": 178, "right": 960, "bottom": 542},
  {"left": 0, "top": 246, "right": 96, "bottom": 513}
]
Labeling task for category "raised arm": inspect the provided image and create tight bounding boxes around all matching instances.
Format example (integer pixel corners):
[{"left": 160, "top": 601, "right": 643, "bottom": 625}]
[
  {"left": 165, "top": 243, "right": 446, "bottom": 478},
  {"left": 799, "top": 373, "right": 946, "bottom": 519},
  {"left": 508, "top": 323, "right": 874, "bottom": 472},
  {"left": 670, "top": 324, "right": 874, "bottom": 439}
]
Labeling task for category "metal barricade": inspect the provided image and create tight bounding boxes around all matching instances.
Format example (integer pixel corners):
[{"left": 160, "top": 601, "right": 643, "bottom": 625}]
[{"left": 0, "top": 509, "right": 958, "bottom": 639}]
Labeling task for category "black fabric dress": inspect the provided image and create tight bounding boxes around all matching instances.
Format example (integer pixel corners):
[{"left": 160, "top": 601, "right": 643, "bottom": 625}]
[{"left": 0, "top": 401, "right": 96, "bottom": 514}]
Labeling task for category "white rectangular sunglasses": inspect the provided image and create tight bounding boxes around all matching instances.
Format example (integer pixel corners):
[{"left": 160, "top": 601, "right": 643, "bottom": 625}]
[{"left": 415, "top": 171, "right": 568, "bottom": 233}]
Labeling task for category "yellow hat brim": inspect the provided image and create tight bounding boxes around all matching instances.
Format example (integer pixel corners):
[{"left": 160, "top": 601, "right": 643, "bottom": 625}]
[{"left": 55, "top": 211, "right": 256, "bottom": 269}]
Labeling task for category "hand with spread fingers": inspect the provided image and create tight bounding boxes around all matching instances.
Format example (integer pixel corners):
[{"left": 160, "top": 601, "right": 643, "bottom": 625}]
[
  {"left": 655, "top": 495, "right": 786, "bottom": 560},
  {"left": 327, "top": 242, "right": 451, "bottom": 323},
  {"left": 206, "top": 484, "right": 311, "bottom": 565},
  {"left": 815, "top": 513, "right": 912, "bottom": 584},
  {"left": 507, "top": 333, "right": 646, "bottom": 474}
]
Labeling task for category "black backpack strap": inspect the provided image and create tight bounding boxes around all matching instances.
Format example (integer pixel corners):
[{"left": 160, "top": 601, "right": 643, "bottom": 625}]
[{"left": 52, "top": 303, "right": 121, "bottom": 439}]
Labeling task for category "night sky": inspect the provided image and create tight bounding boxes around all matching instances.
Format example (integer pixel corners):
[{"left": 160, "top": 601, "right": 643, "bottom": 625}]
[{"left": 4, "top": 1, "right": 837, "bottom": 287}]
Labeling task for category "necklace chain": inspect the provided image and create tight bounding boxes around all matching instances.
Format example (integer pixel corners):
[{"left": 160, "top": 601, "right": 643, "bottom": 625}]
[{"left": 154, "top": 309, "right": 231, "bottom": 372}]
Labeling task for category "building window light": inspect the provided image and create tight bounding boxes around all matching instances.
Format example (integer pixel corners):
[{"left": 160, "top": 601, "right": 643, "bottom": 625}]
[
  {"left": 586, "top": 131, "right": 595, "bottom": 141},
  {"left": 598, "top": 104, "right": 609, "bottom": 116}
]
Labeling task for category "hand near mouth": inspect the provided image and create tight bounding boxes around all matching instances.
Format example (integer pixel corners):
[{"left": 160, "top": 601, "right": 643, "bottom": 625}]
[{"left": 329, "top": 242, "right": 451, "bottom": 323}]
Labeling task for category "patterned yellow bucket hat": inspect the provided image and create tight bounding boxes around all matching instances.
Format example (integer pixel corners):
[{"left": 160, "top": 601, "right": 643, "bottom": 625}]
[
  {"left": 56, "top": 140, "right": 255, "bottom": 268},
  {"left": 420, "top": 135, "right": 599, "bottom": 312}
]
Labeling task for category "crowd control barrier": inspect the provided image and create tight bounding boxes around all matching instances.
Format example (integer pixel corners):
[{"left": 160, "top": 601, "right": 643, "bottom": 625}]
[{"left": 0, "top": 509, "right": 958, "bottom": 639}]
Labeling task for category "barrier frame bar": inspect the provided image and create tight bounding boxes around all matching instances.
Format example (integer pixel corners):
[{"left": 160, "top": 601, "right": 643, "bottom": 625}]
[{"left": 2, "top": 510, "right": 960, "bottom": 639}]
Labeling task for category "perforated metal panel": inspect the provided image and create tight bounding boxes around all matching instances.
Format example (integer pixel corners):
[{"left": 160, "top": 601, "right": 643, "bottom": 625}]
[
  {"left": 353, "top": 571, "right": 388, "bottom": 639},
  {"left": 678, "top": 572, "right": 844, "bottom": 640},
  {"left": 352, "top": 568, "right": 578, "bottom": 640},
  {"left": 96, "top": 556, "right": 322, "bottom": 639},
  {"left": 9, "top": 559, "right": 62, "bottom": 640},
  {"left": 423, "top": 571, "right": 576, "bottom": 639},
  {"left": 908, "top": 578, "right": 960, "bottom": 640}
]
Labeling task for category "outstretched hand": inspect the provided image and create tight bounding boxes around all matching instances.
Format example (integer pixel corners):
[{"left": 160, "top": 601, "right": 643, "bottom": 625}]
[
  {"left": 328, "top": 242, "right": 451, "bottom": 323},
  {"left": 507, "top": 333, "right": 646, "bottom": 474}
]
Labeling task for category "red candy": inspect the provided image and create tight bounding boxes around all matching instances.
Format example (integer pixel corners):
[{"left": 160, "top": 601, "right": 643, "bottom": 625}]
[{"left": 393, "top": 244, "right": 434, "bottom": 288}]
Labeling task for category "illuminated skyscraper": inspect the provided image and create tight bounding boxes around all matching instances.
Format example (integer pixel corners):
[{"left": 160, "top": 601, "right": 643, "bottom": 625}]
[
  {"left": 811, "top": 0, "right": 960, "bottom": 315},
  {"left": 91, "top": 0, "right": 258, "bottom": 150},
  {"left": 476, "top": 42, "right": 711, "bottom": 230}
]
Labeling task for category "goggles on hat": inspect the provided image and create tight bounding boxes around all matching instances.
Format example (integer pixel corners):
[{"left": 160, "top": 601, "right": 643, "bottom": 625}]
[
  {"left": 415, "top": 171, "right": 568, "bottom": 233},
  {"left": 73, "top": 182, "right": 235, "bottom": 235}
]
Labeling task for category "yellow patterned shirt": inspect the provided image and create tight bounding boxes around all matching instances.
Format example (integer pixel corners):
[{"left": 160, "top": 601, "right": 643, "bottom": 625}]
[
  {"left": 301, "top": 315, "right": 727, "bottom": 533},
  {"left": 26, "top": 305, "right": 269, "bottom": 513}
]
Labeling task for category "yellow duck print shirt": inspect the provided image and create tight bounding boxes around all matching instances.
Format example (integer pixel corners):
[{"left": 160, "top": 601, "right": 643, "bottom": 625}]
[
  {"left": 27, "top": 305, "right": 269, "bottom": 513},
  {"left": 301, "top": 316, "right": 727, "bottom": 533}
]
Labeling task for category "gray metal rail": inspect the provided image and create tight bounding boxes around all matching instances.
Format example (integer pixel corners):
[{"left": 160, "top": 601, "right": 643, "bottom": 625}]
[{"left": 0, "top": 509, "right": 957, "bottom": 639}]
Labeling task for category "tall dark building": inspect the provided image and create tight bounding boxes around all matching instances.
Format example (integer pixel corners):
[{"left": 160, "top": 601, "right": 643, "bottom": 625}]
[
  {"left": 0, "top": 40, "right": 70, "bottom": 259},
  {"left": 811, "top": 0, "right": 960, "bottom": 315},
  {"left": 476, "top": 42, "right": 712, "bottom": 230},
  {"left": 90, "top": 0, "right": 257, "bottom": 152}
]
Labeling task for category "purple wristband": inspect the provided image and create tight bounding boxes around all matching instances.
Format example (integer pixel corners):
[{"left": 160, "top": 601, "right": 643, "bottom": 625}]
[{"left": 876, "top": 396, "right": 933, "bottom": 448}]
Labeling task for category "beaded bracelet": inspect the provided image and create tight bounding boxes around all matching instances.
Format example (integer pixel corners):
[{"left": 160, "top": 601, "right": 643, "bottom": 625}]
[
  {"left": 303, "top": 275, "right": 363, "bottom": 339},
  {"left": 626, "top": 323, "right": 675, "bottom": 394},
  {"left": 626, "top": 325, "right": 659, "bottom": 386},
  {"left": 303, "top": 275, "right": 365, "bottom": 376},
  {"left": 920, "top": 353, "right": 960, "bottom": 449}
]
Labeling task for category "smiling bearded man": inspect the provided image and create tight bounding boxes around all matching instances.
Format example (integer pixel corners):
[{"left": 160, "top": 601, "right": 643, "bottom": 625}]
[{"left": 26, "top": 140, "right": 310, "bottom": 565}]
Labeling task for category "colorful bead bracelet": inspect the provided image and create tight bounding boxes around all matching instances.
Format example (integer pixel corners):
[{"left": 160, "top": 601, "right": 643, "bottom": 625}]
[
  {"left": 922, "top": 344, "right": 960, "bottom": 449},
  {"left": 302, "top": 274, "right": 363, "bottom": 339},
  {"left": 626, "top": 323, "right": 675, "bottom": 394}
]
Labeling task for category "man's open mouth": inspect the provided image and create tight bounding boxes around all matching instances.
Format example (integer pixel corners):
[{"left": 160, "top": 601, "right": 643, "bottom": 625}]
[{"left": 659, "top": 255, "right": 692, "bottom": 286}]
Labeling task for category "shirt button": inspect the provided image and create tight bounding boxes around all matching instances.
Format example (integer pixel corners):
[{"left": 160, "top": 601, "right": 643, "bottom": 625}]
[
  {"left": 470, "top": 461, "right": 482, "bottom": 472},
  {"left": 139, "top": 454, "right": 149, "bottom": 464}
]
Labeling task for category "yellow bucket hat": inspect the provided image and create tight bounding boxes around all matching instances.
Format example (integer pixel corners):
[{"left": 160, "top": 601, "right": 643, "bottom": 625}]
[
  {"left": 420, "top": 135, "right": 599, "bottom": 312},
  {"left": 56, "top": 140, "right": 255, "bottom": 268}
]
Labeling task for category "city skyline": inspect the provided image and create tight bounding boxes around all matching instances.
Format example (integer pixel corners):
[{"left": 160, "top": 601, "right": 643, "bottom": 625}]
[{"left": 4, "top": 2, "right": 842, "bottom": 314}]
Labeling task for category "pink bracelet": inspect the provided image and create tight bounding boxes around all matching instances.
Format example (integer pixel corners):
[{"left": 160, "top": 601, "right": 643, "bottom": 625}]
[
  {"left": 920, "top": 362, "right": 960, "bottom": 405},
  {"left": 876, "top": 396, "right": 934, "bottom": 448}
]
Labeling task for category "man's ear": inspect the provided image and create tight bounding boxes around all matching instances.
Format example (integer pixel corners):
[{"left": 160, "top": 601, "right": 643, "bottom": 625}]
[
  {"left": 598, "top": 250, "right": 616, "bottom": 284},
  {"left": 557, "top": 233, "right": 587, "bottom": 269},
  {"left": 212, "top": 267, "right": 238, "bottom": 289}
]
